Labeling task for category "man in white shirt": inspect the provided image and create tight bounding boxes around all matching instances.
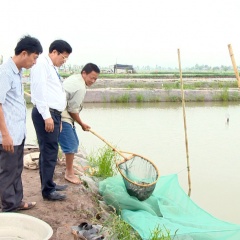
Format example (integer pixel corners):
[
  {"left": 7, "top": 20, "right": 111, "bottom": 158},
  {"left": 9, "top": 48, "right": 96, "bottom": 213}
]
[
  {"left": 31, "top": 40, "right": 72, "bottom": 201},
  {"left": 0, "top": 35, "right": 42, "bottom": 212},
  {"left": 59, "top": 63, "right": 100, "bottom": 184}
]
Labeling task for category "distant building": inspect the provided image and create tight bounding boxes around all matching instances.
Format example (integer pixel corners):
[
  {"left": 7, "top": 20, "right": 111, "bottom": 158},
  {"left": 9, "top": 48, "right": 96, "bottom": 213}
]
[
  {"left": 114, "top": 64, "right": 135, "bottom": 74},
  {"left": 100, "top": 68, "right": 113, "bottom": 74}
]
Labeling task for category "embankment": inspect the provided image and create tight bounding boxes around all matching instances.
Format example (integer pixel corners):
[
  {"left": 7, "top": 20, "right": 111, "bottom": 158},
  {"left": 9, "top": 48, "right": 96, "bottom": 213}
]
[
  {"left": 84, "top": 88, "right": 240, "bottom": 102},
  {"left": 84, "top": 77, "right": 240, "bottom": 102},
  {"left": 24, "top": 77, "right": 240, "bottom": 103}
]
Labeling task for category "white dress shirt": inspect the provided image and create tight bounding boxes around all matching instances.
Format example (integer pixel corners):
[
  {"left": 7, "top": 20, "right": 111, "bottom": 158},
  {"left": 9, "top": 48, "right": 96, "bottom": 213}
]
[{"left": 30, "top": 55, "right": 66, "bottom": 120}]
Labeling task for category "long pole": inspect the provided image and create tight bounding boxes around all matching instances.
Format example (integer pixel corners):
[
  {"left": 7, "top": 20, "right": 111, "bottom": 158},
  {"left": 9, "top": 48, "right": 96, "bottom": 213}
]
[
  {"left": 228, "top": 44, "right": 240, "bottom": 88},
  {"left": 88, "top": 129, "right": 132, "bottom": 161},
  {"left": 177, "top": 49, "right": 191, "bottom": 197},
  {"left": 24, "top": 91, "right": 31, "bottom": 97}
]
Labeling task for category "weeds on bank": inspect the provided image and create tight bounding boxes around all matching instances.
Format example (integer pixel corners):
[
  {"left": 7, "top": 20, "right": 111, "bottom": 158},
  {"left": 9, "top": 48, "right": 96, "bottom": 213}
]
[
  {"left": 110, "top": 94, "right": 130, "bottom": 103},
  {"left": 136, "top": 94, "right": 145, "bottom": 102},
  {"left": 104, "top": 214, "right": 141, "bottom": 239},
  {"left": 220, "top": 88, "right": 229, "bottom": 101},
  {"left": 161, "top": 81, "right": 238, "bottom": 90},
  {"left": 213, "top": 88, "right": 229, "bottom": 101},
  {"left": 166, "top": 96, "right": 181, "bottom": 102},
  {"left": 150, "top": 225, "right": 177, "bottom": 240},
  {"left": 231, "top": 92, "right": 240, "bottom": 101},
  {"left": 124, "top": 82, "right": 156, "bottom": 89},
  {"left": 104, "top": 214, "right": 176, "bottom": 240},
  {"left": 87, "top": 145, "right": 117, "bottom": 178}
]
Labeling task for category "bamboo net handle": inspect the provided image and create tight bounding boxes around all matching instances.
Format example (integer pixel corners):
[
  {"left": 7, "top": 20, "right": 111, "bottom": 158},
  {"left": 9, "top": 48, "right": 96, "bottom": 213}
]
[
  {"left": 228, "top": 44, "right": 240, "bottom": 88},
  {"left": 88, "top": 129, "right": 131, "bottom": 160},
  {"left": 177, "top": 49, "right": 191, "bottom": 197}
]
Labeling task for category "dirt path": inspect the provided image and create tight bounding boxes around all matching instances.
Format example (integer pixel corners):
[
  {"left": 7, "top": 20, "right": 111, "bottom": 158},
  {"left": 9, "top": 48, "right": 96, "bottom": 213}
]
[{"left": 21, "top": 161, "right": 102, "bottom": 240}]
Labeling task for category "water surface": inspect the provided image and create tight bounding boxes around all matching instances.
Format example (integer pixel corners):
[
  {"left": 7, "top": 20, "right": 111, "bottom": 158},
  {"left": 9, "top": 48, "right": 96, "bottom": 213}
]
[{"left": 26, "top": 102, "right": 240, "bottom": 224}]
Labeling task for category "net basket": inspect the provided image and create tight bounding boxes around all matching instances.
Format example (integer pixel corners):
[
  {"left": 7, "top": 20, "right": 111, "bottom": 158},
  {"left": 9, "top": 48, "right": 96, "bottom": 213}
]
[
  {"left": 88, "top": 129, "right": 160, "bottom": 201},
  {"left": 117, "top": 153, "right": 159, "bottom": 201}
]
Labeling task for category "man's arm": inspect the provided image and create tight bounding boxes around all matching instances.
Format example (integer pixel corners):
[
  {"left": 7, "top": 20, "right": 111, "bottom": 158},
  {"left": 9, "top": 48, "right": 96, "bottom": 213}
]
[
  {"left": 0, "top": 104, "right": 14, "bottom": 152},
  {"left": 69, "top": 112, "right": 90, "bottom": 131}
]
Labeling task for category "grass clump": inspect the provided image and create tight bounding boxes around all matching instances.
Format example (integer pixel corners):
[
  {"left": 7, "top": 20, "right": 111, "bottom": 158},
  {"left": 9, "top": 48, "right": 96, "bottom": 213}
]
[
  {"left": 87, "top": 145, "right": 117, "bottom": 178},
  {"left": 104, "top": 214, "right": 176, "bottom": 240},
  {"left": 150, "top": 224, "right": 177, "bottom": 240},
  {"left": 104, "top": 214, "right": 141, "bottom": 240},
  {"left": 110, "top": 94, "right": 130, "bottom": 103},
  {"left": 136, "top": 94, "right": 145, "bottom": 102}
]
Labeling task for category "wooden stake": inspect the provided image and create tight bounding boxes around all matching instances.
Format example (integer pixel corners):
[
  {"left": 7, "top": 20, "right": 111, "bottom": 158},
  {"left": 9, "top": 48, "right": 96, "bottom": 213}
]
[
  {"left": 228, "top": 44, "right": 240, "bottom": 88},
  {"left": 177, "top": 49, "right": 191, "bottom": 197}
]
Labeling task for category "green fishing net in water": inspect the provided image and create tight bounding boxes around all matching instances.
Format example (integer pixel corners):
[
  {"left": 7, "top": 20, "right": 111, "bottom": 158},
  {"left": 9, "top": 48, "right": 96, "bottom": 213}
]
[{"left": 99, "top": 174, "right": 240, "bottom": 240}]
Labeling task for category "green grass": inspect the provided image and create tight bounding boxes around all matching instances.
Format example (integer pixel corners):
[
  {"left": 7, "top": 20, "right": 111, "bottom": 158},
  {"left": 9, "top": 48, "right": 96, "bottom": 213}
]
[
  {"left": 110, "top": 94, "right": 130, "bottom": 103},
  {"left": 103, "top": 213, "right": 176, "bottom": 240},
  {"left": 87, "top": 145, "right": 117, "bottom": 178},
  {"left": 230, "top": 92, "right": 240, "bottom": 101},
  {"left": 136, "top": 94, "right": 144, "bottom": 102},
  {"left": 124, "top": 82, "right": 156, "bottom": 89},
  {"left": 150, "top": 225, "right": 178, "bottom": 240},
  {"left": 166, "top": 95, "right": 181, "bottom": 102},
  {"left": 103, "top": 214, "right": 141, "bottom": 239}
]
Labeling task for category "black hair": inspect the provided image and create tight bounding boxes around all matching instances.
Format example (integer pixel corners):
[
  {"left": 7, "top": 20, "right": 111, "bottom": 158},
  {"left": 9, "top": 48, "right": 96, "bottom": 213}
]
[
  {"left": 14, "top": 35, "right": 43, "bottom": 55},
  {"left": 81, "top": 63, "right": 100, "bottom": 74},
  {"left": 49, "top": 40, "right": 72, "bottom": 54}
]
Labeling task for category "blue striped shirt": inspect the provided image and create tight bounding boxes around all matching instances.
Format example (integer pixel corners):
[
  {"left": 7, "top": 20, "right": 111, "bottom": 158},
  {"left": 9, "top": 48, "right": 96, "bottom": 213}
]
[{"left": 0, "top": 58, "right": 26, "bottom": 145}]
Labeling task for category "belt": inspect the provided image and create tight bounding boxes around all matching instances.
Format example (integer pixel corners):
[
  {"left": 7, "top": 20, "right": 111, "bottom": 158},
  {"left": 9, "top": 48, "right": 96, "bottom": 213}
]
[
  {"left": 33, "top": 105, "right": 62, "bottom": 115},
  {"left": 49, "top": 108, "right": 62, "bottom": 115}
]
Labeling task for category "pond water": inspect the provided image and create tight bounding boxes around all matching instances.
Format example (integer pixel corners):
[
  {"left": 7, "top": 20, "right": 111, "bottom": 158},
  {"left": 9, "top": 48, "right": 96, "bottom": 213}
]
[{"left": 26, "top": 102, "right": 240, "bottom": 224}]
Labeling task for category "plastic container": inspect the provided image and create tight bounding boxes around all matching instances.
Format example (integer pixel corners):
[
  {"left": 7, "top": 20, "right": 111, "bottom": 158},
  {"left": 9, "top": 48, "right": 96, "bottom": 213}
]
[{"left": 0, "top": 213, "right": 53, "bottom": 240}]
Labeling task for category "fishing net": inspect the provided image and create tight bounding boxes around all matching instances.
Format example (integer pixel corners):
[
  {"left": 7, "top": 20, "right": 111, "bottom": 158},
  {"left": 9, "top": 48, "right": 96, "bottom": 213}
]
[
  {"left": 89, "top": 129, "right": 159, "bottom": 201},
  {"left": 116, "top": 152, "right": 159, "bottom": 201},
  {"left": 99, "top": 174, "right": 240, "bottom": 240}
]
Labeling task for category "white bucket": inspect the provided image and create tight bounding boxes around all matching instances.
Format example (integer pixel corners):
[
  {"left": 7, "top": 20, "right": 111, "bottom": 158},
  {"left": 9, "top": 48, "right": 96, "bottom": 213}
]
[{"left": 0, "top": 213, "right": 53, "bottom": 240}]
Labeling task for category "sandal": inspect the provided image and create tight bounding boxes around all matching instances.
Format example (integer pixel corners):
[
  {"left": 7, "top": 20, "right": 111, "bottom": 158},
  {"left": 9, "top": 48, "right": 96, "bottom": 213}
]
[
  {"left": 71, "top": 220, "right": 104, "bottom": 240},
  {"left": 17, "top": 201, "right": 36, "bottom": 210}
]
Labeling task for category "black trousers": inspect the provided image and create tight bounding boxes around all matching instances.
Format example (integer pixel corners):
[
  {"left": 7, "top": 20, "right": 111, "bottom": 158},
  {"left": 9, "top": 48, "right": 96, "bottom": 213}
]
[
  {"left": 31, "top": 107, "right": 61, "bottom": 198},
  {"left": 0, "top": 139, "right": 25, "bottom": 212}
]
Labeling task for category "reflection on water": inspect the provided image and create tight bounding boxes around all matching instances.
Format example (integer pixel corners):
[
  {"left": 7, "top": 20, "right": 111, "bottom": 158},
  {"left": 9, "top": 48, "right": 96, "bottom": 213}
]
[{"left": 26, "top": 102, "right": 240, "bottom": 224}]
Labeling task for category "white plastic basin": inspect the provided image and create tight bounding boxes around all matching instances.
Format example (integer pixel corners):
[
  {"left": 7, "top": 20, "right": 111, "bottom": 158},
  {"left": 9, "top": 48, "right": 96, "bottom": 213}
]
[{"left": 0, "top": 213, "right": 53, "bottom": 240}]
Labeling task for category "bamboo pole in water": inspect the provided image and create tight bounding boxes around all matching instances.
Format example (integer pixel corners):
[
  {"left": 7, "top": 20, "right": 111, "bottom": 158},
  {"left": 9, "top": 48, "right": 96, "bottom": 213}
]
[
  {"left": 228, "top": 44, "right": 240, "bottom": 88},
  {"left": 177, "top": 49, "right": 191, "bottom": 197}
]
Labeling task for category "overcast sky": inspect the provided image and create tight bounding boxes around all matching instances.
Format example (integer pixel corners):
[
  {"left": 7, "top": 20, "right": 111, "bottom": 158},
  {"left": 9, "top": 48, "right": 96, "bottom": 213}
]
[{"left": 1, "top": 0, "right": 240, "bottom": 68}]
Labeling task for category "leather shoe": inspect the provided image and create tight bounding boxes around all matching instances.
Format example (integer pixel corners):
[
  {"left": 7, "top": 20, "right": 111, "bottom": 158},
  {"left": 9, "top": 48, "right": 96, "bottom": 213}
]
[
  {"left": 55, "top": 184, "right": 68, "bottom": 191},
  {"left": 43, "top": 191, "right": 66, "bottom": 201}
]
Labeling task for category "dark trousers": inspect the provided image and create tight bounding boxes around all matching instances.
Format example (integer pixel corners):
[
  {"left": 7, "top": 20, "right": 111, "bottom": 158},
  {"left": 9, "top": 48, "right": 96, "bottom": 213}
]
[
  {"left": 0, "top": 139, "right": 25, "bottom": 212},
  {"left": 31, "top": 107, "right": 61, "bottom": 198}
]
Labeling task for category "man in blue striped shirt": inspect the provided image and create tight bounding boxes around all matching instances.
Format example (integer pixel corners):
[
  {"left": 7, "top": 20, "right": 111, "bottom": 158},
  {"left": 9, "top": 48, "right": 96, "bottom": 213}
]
[{"left": 0, "top": 35, "right": 43, "bottom": 212}]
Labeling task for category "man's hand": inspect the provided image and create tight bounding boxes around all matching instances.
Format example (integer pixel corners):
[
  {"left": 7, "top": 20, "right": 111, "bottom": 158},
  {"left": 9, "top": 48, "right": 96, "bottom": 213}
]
[
  {"left": 2, "top": 134, "right": 14, "bottom": 153},
  {"left": 81, "top": 123, "right": 90, "bottom": 131},
  {"left": 45, "top": 118, "right": 54, "bottom": 132}
]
